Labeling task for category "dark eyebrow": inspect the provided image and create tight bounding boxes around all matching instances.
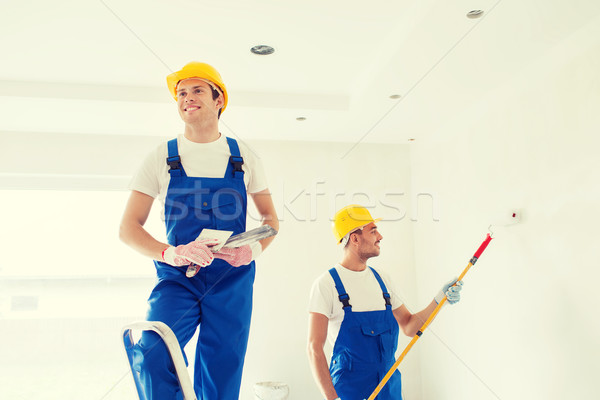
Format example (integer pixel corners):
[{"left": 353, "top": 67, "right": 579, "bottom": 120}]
[{"left": 177, "top": 85, "right": 204, "bottom": 93}]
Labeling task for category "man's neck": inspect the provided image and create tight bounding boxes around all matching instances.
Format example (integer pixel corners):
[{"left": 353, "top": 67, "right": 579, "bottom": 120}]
[
  {"left": 183, "top": 121, "right": 220, "bottom": 143},
  {"left": 339, "top": 253, "right": 368, "bottom": 272}
]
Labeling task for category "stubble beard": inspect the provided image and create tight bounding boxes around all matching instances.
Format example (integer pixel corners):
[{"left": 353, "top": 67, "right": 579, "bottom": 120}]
[{"left": 359, "top": 247, "right": 380, "bottom": 260}]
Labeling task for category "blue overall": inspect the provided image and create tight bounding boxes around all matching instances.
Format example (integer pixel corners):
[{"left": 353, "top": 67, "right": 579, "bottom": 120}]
[
  {"left": 133, "top": 137, "right": 255, "bottom": 400},
  {"left": 328, "top": 267, "right": 403, "bottom": 400}
]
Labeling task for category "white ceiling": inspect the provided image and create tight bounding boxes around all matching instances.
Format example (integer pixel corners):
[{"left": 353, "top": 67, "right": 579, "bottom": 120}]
[{"left": 1, "top": 0, "right": 599, "bottom": 144}]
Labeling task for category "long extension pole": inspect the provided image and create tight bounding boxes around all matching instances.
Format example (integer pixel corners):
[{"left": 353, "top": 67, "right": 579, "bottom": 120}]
[{"left": 367, "top": 233, "right": 493, "bottom": 400}]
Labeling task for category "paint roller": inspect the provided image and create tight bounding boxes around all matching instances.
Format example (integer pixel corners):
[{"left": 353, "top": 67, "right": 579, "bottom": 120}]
[{"left": 366, "top": 233, "right": 494, "bottom": 400}]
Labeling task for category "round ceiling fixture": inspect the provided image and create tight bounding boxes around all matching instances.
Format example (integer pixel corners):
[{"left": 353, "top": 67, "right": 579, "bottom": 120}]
[
  {"left": 251, "top": 45, "right": 275, "bottom": 55},
  {"left": 296, "top": 116, "right": 307, "bottom": 121},
  {"left": 466, "top": 10, "right": 484, "bottom": 19},
  {"left": 389, "top": 94, "right": 402, "bottom": 99}
]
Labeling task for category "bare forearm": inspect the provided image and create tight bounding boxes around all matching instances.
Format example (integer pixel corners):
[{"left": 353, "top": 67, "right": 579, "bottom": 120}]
[
  {"left": 405, "top": 300, "right": 438, "bottom": 337},
  {"left": 251, "top": 189, "right": 279, "bottom": 251},
  {"left": 307, "top": 344, "right": 338, "bottom": 400},
  {"left": 119, "top": 220, "right": 169, "bottom": 261},
  {"left": 258, "top": 213, "right": 279, "bottom": 251}
]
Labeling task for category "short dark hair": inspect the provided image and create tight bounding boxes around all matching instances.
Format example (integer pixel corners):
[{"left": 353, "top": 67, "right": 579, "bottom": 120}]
[
  {"left": 210, "top": 87, "right": 223, "bottom": 118},
  {"left": 343, "top": 228, "right": 362, "bottom": 248}
]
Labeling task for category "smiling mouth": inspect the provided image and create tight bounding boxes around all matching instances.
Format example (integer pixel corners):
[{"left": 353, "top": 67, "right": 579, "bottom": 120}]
[{"left": 184, "top": 105, "right": 200, "bottom": 112}]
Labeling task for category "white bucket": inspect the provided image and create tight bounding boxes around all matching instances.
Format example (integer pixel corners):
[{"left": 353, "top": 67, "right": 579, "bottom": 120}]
[{"left": 253, "top": 381, "right": 289, "bottom": 400}]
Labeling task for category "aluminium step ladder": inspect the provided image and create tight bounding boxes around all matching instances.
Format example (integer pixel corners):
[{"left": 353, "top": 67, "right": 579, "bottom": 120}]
[{"left": 122, "top": 321, "right": 196, "bottom": 400}]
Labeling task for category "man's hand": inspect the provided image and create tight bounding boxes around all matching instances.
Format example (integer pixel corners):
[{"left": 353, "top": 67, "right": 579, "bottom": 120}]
[
  {"left": 162, "top": 239, "right": 218, "bottom": 267},
  {"left": 212, "top": 244, "right": 257, "bottom": 267},
  {"left": 434, "top": 278, "right": 464, "bottom": 305}
]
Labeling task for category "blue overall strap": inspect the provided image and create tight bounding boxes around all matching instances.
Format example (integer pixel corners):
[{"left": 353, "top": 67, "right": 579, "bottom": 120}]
[
  {"left": 328, "top": 268, "right": 352, "bottom": 310},
  {"left": 166, "top": 138, "right": 185, "bottom": 177},
  {"left": 225, "top": 137, "right": 244, "bottom": 179},
  {"left": 369, "top": 267, "right": 392, "bottom": 309}
]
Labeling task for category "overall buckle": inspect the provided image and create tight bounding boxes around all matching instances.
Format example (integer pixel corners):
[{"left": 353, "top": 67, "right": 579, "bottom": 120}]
[
  {"left": 166, "top": 155, "right": 181, "bottom": 171},
  {"left": 229, "top": 155, "right": 244, "bottom": 173},
  {"left": 338, "top": 293, "right": 352, "bottom": 309}
]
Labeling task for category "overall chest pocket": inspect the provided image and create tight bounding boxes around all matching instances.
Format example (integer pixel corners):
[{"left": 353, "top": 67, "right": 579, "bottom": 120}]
[
  {"left": 195, "top": 189, "right": 245, "bottom": 230},
  {"left": 166, "top": 188, "right": 244, "bottom": 227},
  {"left": 361, "top": 323, "right": 395, "bottom": 360}
]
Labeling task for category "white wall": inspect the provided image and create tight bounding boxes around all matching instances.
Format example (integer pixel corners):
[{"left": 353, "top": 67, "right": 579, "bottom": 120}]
[{"left": 409, "top": 13, "right": 600, "bottom": 400}]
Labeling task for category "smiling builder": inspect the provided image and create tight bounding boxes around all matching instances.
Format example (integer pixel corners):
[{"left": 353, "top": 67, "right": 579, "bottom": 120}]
[{"left": 120, "top": 61, "right": 278, "bottom": 399}]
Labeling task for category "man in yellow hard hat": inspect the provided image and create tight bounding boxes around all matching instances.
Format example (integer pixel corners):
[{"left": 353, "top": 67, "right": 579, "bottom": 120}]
[
  {"left": 120, "top": 62, "right": 279, "bottom": 399},
  {"left": 307, "top": 205, "right": 463, "bottom": 400}
]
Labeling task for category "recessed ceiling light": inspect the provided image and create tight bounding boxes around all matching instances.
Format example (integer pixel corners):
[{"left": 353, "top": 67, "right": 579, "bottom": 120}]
[
  {"left": 408, "top": 138, "right": 415, "bottom": 142},
  {"left": 296, "top": 117, "right": 306, "bottom": 121},
  {"left": 466, "top": 10, "right": 484, "bottom": 19},
  {"left": 251, "top": 45, "right": 275, "bottom": 55},
  {"left": 389, "top": 94, "right": 402, "bottom": 99}
]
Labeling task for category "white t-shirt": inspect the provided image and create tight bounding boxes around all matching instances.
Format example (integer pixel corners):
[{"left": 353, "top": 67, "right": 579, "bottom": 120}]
[
  {"left": 129, "top": 134, "right": 268, "bottom": 219},
  {"left": 308, "top": 264, "right": 403, "bottom": 347}
]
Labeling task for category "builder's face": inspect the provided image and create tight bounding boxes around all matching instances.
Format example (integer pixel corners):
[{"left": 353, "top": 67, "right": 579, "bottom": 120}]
[
  {"left": 356, "top": 222, "right": 383, "bottom": 259},
  {"left": 176, "top": 78, "right": 222, "bottom": 123}
]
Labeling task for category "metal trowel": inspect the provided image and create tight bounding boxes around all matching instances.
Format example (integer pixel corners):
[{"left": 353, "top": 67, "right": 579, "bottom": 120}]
[{"left": 186, "top": 225, "right": 278, "bottom": 277}]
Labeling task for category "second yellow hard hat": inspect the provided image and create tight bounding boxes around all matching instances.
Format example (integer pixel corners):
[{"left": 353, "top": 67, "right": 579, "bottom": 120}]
[{"left": 332, "top": 205, "right": 381, "bottom": 244}]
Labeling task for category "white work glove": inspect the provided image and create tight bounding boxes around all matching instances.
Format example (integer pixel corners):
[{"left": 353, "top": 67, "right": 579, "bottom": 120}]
[
  {"left": 434, "top": 278, "right": 464, "bottom": 305},
  {"left": 161, "top": 239, "right": 217, "bottom": 267},
  {"left": 213, "top": 242, "right": 262, "bottom": 267}
]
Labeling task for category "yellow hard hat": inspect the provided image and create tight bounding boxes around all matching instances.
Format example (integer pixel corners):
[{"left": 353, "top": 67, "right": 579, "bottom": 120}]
[
  {"left": 166, "top": 62, "right": 228, "bottom": 112},
  {"left": 332, "top": 205, "right": 381, "bottom": 244}
]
